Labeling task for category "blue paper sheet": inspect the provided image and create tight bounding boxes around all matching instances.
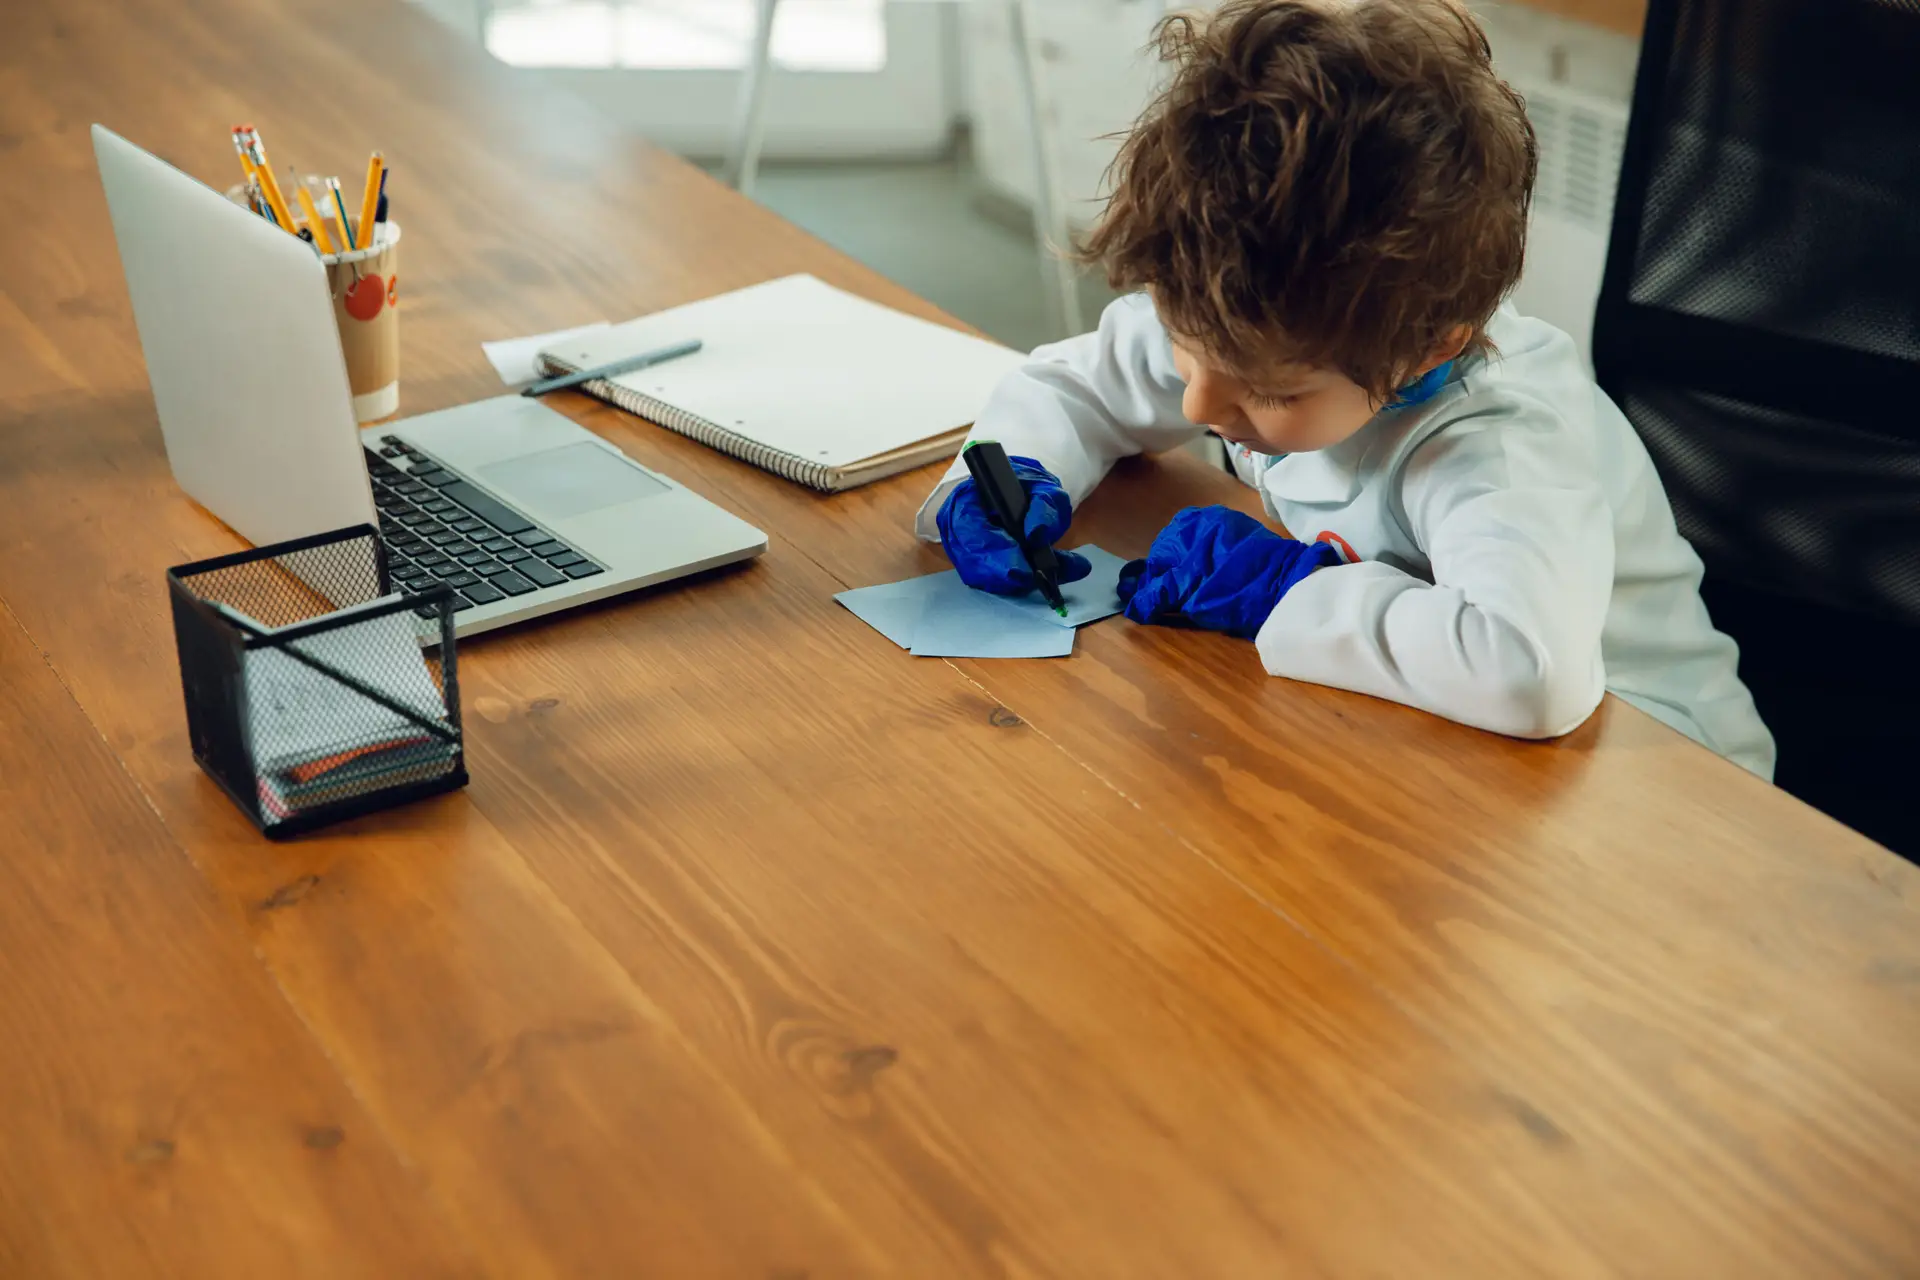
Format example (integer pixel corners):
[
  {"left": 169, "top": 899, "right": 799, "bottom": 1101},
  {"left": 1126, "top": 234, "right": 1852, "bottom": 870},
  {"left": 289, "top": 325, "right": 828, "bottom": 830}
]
[
  {"left": 1005, "top": 545, "right": 1129, "bottom": 629},
  {"left": 834, "top": 544, "right": 1127, "bottom": 659},
  {"left": 832, "top": 577, "right": 931, "bottom": 650},
  {"left": 905, "top": 574, "right": 1075, "bottom": 658}
]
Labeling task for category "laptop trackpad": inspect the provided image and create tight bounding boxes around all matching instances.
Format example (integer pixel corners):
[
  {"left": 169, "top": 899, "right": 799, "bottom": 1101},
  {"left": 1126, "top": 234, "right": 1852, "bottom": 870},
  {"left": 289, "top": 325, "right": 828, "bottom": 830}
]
[{"left": 480, "top": 441, "right": 669, "bottom": 519}]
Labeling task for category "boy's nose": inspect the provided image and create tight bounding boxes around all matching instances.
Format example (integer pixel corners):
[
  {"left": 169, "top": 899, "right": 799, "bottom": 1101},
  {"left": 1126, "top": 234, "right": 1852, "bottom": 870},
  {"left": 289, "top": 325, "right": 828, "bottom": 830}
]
[{"left": 1182, "top": 370, "right": 1238, "bottom": 428}]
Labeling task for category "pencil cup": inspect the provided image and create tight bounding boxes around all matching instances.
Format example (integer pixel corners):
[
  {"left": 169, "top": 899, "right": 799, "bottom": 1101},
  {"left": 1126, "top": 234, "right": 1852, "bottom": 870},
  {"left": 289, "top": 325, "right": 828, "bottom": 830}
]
[
  {"left": 225, "top": 181, "right": 402, "bottom": 423},
  {"left": 324, "top": 220, "right": 403, "bottom": 423}
]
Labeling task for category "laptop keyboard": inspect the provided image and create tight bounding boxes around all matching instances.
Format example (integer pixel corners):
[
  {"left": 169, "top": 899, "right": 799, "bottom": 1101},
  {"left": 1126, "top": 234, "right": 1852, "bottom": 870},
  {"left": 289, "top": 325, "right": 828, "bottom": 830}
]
[{"left": 365, "top": 439, "right": 604, "bottom": 614}]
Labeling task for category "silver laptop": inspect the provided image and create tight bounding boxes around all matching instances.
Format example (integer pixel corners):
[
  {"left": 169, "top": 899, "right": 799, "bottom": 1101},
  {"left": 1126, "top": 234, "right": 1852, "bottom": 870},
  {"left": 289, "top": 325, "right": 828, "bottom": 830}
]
[{"left": 91, "top": 124, "right": 766, "bottom": 637}]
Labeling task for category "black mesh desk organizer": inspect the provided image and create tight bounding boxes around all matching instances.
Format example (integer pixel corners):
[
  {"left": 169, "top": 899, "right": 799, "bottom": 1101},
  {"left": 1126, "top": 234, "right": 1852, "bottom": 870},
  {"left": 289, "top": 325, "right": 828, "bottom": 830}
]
[
  {"left": 1593, "top": 0, "right": 1920, "bottom": 854},
  {"left": 167, "top": 524, "right": 468, "bottom": 838}
]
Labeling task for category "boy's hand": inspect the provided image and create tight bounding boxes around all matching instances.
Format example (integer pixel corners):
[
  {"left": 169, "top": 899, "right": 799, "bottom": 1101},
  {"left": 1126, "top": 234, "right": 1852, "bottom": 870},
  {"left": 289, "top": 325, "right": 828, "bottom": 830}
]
[
  {"left": 937, "top": 455, "right": 1093, "bottom": 595},
  {"left": 1117, "top": 506, "right": 1343, "bottom": 639}
]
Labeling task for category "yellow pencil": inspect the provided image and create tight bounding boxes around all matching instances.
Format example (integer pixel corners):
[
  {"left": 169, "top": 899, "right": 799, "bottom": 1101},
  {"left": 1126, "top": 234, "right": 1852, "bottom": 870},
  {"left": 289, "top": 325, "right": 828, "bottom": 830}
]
[
  {"left": 246, "top": 128, "right": 300, "bottom": 236},
  {"left": 231, "top": 126, "right": 260, "bottom": 188},
  {"left": 295, "top": 184, "right": 337, "bottom": 254},
  {"left": 355, "top": 151, "right": 384, "bottom": 251}
]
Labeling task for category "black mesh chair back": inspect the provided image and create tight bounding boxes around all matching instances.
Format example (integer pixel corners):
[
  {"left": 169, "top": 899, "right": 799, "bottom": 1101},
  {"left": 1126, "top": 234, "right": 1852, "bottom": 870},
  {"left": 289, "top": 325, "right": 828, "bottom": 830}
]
[{"left": 1593, "top": 0, "right": 1920, "bottom": 854}]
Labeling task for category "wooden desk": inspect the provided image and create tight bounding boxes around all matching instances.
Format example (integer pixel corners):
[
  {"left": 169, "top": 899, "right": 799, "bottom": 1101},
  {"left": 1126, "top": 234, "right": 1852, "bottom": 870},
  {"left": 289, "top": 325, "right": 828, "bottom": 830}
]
[
  {"left": 2, "top": 1, "right": 1915, "bottom": 1274},
  {"left": 1513, "top": 0, "right": 1647, "bottom": 38}
]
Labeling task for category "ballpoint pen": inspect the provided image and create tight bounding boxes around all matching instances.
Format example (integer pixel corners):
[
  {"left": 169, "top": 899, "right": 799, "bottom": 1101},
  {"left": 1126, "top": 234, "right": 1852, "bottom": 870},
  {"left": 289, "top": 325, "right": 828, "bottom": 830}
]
[{"left": 521, "top": 339, "right": 704, "bottom": 398}]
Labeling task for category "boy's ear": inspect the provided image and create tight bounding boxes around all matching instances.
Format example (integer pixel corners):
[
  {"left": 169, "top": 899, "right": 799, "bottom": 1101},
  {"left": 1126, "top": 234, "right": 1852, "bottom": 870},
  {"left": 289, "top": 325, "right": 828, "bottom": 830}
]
[{"left": 1425, "top": 325, "right": 1473, "bottom": 370}]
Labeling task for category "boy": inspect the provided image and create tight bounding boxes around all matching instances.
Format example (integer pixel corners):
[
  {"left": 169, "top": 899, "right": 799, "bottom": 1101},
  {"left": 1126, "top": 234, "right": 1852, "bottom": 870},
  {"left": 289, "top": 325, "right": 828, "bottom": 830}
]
[{"left": 919, "top": 0, "right": 1774, "bottom": 777}]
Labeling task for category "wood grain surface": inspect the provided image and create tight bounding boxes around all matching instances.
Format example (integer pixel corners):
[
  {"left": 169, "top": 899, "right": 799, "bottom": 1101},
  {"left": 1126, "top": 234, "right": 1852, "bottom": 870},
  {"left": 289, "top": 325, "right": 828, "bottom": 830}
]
[
  {"left": 0, "top": 607, "right": 479, "bottom": 1279},
  {"left": 1511, "top": 0, "right": 1648, "bottom": 37},
  {"left": 0, "top": 0, "right": 1914, "bottom": 1275}
]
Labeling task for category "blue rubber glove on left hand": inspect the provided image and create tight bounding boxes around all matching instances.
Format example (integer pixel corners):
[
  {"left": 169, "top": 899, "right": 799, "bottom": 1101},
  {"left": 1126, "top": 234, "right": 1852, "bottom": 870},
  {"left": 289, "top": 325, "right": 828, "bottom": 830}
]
[
  {"left": 1117, "top": 506, "right": 1342, "bottom": 639},
  {"left": 937, "top": 455, "right": 1093, "bottom": 595}
]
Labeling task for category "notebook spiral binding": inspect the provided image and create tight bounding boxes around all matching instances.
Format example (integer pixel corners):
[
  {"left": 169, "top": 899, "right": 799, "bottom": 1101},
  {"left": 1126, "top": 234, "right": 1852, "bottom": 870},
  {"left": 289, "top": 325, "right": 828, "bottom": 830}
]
[{"left": 538, "top": 355, "right": 842, "bottom": 493}]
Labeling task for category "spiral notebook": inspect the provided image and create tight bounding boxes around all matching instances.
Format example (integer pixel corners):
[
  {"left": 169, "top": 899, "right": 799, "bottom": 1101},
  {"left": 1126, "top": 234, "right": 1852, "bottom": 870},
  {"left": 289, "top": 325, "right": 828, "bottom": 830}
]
[{"left": 534, "top": 275, "right": 1026, "bottom": 493}]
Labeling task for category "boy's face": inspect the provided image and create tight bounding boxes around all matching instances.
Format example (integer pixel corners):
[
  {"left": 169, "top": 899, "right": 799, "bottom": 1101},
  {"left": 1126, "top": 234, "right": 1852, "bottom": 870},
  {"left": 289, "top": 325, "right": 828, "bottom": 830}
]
[{"left": 1169, "top": 338, "right": 1382, "bottom": 455}]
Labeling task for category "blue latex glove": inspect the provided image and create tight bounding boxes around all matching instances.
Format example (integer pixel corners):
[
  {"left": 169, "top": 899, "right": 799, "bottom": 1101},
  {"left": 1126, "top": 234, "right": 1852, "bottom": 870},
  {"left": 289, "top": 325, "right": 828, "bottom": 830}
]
[
  {"left": 937, "top": 455, "right": 1093, "bottom": 595},
  {"left": 1116, "top": 506, "right": 1342, "bottom": 639}
]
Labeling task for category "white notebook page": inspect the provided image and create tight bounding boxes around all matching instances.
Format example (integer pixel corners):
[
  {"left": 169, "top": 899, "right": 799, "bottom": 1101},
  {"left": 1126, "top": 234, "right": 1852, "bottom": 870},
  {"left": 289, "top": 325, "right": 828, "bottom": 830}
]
[{"left": 540, "top": 275, "right": 1027, "bottom": 470}]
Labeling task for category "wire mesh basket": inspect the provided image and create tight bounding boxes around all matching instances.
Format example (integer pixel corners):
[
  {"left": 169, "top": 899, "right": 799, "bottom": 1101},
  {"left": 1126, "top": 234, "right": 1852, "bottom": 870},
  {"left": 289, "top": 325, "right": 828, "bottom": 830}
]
[{"left": 166, "top": 524, "right": 468, "bottom": 838}]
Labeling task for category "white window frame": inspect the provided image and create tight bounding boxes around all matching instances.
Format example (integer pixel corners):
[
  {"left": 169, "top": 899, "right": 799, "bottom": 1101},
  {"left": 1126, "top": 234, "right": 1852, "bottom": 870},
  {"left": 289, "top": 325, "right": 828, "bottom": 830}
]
[{"left": 424, "top": 0, "right": 960, "bottom": 160}]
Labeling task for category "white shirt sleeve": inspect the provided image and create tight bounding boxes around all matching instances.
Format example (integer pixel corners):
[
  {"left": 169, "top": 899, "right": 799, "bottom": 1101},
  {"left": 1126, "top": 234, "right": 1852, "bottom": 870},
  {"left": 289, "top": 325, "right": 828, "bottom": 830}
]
[
  {"left": 1255, "top": 398, "right": 1613, "bottom": 740},
  {"left": 913, "top": 293, "right": 1201, "bottom": 540}
]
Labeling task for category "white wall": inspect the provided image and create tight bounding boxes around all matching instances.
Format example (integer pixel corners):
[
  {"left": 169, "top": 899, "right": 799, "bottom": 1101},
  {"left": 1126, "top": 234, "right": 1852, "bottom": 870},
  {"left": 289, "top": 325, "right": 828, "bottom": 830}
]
[{"left": 962, "top": 1, "right": 1166, "bottom": 218}]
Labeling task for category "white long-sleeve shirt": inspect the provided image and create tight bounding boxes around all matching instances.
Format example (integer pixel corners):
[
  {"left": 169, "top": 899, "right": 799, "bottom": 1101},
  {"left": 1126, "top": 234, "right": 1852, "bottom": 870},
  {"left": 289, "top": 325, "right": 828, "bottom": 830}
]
[{"left": 914, "top": 294, "right": 1776, "bottom": 779}]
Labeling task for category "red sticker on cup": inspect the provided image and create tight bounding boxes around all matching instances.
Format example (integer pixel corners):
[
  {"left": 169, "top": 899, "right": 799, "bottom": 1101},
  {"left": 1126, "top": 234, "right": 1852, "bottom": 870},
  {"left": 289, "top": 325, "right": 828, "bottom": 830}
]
[{"left": 343, "top": 273, "right": 385, "bottom": 321}]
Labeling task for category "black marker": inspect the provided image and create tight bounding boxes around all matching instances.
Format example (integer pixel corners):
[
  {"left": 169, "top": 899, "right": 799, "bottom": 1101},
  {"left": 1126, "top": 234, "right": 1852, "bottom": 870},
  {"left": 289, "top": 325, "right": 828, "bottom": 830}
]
[{"left": 962, "top": 440, "right": 1068, "bottom": 617}]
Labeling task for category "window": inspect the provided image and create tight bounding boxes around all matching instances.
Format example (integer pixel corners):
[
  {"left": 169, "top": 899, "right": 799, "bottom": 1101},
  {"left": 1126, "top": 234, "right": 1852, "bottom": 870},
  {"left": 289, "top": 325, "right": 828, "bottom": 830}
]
[
  {"left": 485, "top": 0, "right": 887, "bottom": 73},
  {"left": 473, "top": 0, "right": 949, "bottom": 160}
]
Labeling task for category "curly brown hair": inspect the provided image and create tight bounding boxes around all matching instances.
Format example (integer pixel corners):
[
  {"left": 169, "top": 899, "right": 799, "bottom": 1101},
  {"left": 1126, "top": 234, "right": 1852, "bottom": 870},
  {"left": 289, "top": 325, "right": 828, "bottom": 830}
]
[{"left": 1079, "top": 0, "right": 1537, "bottom": 400}]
